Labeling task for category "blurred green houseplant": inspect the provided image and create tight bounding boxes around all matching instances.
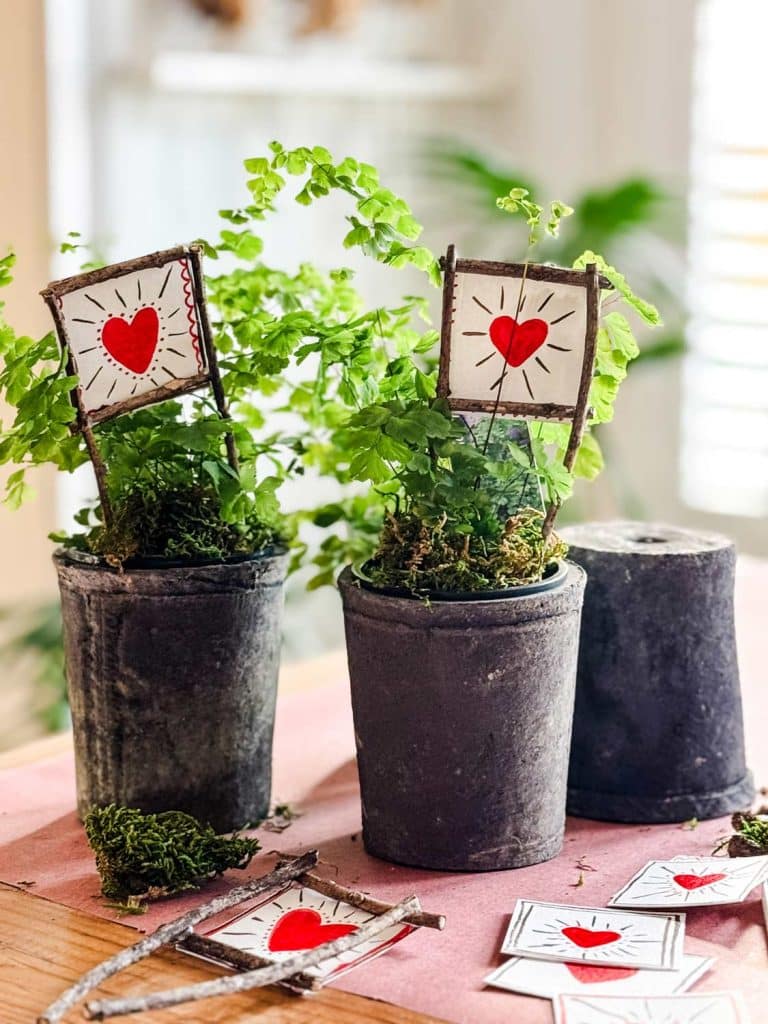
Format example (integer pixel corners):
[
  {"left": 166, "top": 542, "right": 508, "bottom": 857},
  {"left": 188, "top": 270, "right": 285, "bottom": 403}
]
[{"left": 1, "top": 602, "right": 68, "bottom": 733}]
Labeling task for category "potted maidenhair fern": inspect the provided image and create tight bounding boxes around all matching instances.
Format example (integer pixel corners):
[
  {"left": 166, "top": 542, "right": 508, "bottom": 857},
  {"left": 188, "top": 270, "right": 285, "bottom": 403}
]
[
  {"left": 303, "top": 191, "right": 660, "bottom": 871},
  {"left": 0, "top": 143, "right": 437, "bottom": 831}
]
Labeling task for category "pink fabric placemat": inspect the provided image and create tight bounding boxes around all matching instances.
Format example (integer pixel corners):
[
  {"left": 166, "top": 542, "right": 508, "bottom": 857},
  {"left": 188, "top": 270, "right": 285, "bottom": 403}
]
[{"left": 1, "top": 675, "right": 767, "bottom": 1024}]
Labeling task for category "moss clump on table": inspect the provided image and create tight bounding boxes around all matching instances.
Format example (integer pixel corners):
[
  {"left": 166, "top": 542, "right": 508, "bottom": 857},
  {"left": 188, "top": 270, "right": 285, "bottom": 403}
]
[{"left": 84, "top": 804, "right": 260, "bottom": 911}]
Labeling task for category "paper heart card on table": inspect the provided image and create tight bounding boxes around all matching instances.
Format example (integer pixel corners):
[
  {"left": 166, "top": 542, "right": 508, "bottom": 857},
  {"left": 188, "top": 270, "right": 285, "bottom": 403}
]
[
  {"left": 608, "top": 856, "right": 768, "bottom": 908},
  {"left": 554, "top": 991, "right": 749, "bottom": 1024},
  {"left": 501, "top": 900, "right": 685, "bottom": 970},
  {"left": 202, "top": 885, "right": 415, "bottom": 983},
  {"left": 484, "top": 952, "right": 712, "bottom": 1000}
]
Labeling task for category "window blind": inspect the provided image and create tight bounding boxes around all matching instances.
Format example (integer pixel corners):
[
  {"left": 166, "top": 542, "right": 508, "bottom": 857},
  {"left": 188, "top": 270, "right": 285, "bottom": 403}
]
[{"left": 683, "top": 0, "right": 768, "bottom": 517}]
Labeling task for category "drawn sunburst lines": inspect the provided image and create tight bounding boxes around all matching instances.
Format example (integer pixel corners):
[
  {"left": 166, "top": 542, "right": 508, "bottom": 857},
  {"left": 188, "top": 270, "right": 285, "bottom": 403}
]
[
  {"left": 71, "top": 266, "right": 197, "bottom": 395},
  {"left": 523, "top": 915, "right": 651, "bottom": 962},
  {"left": 460, "top": 283, "right": 576, "bottom": 402}
]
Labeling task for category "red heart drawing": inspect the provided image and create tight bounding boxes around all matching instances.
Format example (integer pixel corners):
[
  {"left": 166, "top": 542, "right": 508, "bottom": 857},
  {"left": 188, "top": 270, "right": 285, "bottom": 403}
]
[
  {"left": 101, "top": 307, "right": 159, "bottom": 374},
  {"left": 562, "top": 926, "right": 621, "bottom": 949},
  {"left": 267, "top": 908, "right": 358, "bottom": 952},
  {"left": 673, "top": 872, "right": 726, "bottom": 891},
  {"left": 565, "top": 962, "right": 638, "bottom": 984},
  {"left": 488, "top": 315, "right": 548, "bottom": 367}
]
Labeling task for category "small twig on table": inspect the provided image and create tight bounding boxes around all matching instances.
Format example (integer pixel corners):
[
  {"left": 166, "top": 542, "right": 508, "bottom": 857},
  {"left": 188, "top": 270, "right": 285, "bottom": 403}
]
[
  {"left": 85, "top": 896, "right": 421, "bottom": 1020},
  {"left": 36, "top": 851, "right": 319, "bottom": 1024},
  {"left": 298, "top": 869, "right": 446, "bottom": 931},
  {"left": 179, "top": 934, "right": 320, "bottom": 994},
  {"left": 575, "top": 856, "right": 596, "bottom": 872}
]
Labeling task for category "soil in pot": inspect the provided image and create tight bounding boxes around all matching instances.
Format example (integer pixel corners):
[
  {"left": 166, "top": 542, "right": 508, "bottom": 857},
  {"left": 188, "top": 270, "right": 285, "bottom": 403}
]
[
  {"left": 338, "top": 561, "right": 586, "bottom": 872},
  {"left": 54, "top": 546, "right": 288, "bottom": 833}
]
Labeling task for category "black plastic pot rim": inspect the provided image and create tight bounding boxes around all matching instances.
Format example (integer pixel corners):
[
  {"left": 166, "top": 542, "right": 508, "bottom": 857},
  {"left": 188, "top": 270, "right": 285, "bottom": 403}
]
[
  {"left": 349, "top": 558, "right": 568, "bottom": 603},
  {"left": 53, "top": 543, "right": 289, "bottom": 573}
]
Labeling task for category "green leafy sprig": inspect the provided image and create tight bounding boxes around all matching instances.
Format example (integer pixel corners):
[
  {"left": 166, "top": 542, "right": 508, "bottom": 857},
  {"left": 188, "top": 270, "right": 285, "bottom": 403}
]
[{"left": 496, "top": 187, "right": 574, "bottom": 245}]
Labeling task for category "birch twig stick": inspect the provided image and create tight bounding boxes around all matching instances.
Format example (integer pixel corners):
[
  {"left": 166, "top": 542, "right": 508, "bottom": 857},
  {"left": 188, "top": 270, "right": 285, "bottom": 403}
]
[
  {"left": 178, "top": 934, "right": 320, "bottom": 993},
  {"left": 298, "top": 869, "right": 445, "bottom": 930},
  {"left": 36, "top": 850, "right": 318, "bottom": 1024},
  {"left": 85, "top": 896, "right": 421, "bottom": 1020}
]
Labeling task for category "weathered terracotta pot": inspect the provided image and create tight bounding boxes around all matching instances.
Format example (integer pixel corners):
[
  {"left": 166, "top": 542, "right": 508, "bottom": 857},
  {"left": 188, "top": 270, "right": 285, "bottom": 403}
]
[
  {"left": 54, "top": 547, "right": 288, "bottom": 832},
  {"left": 339, "top": 562, "right": 586, "bottom": 871}
]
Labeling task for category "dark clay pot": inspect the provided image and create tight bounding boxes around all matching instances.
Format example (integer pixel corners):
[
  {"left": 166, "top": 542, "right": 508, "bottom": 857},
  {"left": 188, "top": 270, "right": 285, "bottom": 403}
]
[
  {"left": 54, "top": 547, "right": 288, "bottom": 832},
  {"left": 338, "top": 562, "right": 587, "bottom": 871},
  {"left": 562, "top": 521, "right": 754, "bottom": 823}
]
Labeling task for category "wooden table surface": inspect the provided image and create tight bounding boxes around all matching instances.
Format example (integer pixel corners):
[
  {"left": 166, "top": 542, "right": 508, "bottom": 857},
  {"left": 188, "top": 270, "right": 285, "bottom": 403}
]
[
  {"left": 0, "top": 652, "right": 445, "bottom": 1024},
  {"left": 1, "top": 556, "right": 765, "bottom": 1024}
]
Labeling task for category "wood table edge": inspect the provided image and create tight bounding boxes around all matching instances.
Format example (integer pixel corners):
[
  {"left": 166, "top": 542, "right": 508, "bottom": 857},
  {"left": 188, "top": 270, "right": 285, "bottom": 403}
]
[{"left": 0, "top": 883, "right": 448, "bottom": 1023}]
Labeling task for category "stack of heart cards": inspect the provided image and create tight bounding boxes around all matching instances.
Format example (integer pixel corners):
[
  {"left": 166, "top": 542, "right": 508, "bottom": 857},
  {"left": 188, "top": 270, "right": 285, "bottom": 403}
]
[
  {"left": 485, "top": 855, "right": 768, "bottom": 1022},
  {"left": 197, "top": 883, "right": 415, "bottom": 984}
]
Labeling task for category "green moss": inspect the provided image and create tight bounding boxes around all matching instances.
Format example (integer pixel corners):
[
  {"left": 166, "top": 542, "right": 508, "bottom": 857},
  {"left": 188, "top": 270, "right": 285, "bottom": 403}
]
[
  {"left": 366, "top": 507, "right": 567, "bottom": 595},
  {"left": 84, "top": 804, "right": 260, "bottom": 909},
  {"left": 80, "top": 484, "right": 281, "bottom": 566}
]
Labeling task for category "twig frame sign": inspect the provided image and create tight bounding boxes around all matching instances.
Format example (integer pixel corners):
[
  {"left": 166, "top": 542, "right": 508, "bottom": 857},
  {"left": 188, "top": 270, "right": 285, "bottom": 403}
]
[
  {"left": 41, "top": 244, "right": 238, "bottom": 526},
  {"left": 37, "top": 850, "right": 446, "bottom": 1024},
  {"left": 41, "top": 245, "right": 217, "bottom": 427},
  {"left": 437, "top": 249, "right": 610, "bottom": 422}
]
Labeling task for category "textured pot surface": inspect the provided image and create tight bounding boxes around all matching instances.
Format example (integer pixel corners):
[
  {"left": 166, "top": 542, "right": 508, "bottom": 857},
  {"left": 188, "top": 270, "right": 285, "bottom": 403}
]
[
  {"left": 339, "top": 562, "right": 586, "bottom": 871},
  {"left": 55, "top": 548, "right": 288, "bottom": 832},
  {"left": 562, "top": 521, "right": 753, "bottom": 823}
]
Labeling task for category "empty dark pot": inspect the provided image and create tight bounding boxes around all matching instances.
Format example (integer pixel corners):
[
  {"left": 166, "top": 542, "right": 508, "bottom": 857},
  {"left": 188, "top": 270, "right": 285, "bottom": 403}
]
[
  {"left": 338, "top": 562, "right": 586, "bottom": 871},
  {"left": 54, "top": 547, "right": 288, "bottom": 832},
  {"left": 562, "top": 521, "right": 754, "bottom": 823}
]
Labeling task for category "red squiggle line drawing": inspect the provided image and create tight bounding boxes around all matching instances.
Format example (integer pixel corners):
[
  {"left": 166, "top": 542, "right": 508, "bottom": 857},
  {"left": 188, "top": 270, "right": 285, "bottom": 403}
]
[{"left": 179, "top": 257, "right": 204, "bottom": 371}]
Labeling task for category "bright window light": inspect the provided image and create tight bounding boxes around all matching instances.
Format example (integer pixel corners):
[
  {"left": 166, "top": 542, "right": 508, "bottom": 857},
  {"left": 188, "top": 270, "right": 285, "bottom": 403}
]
[{"left": 683, "top": 0, "right": 768, "bottom": 517}]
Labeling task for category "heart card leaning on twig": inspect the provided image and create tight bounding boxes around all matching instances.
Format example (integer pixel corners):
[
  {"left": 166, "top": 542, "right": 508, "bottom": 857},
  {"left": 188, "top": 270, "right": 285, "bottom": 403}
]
[
  {"left": 484, "top": 952, "right": 712, "bottom": 1000},
  {"left": 201, "top": 884, "right": 415, "bottom": 984},
  {"left": 608, "top": 856, "right": 768, "bottom": 908},
  {"left": 553, "top": 991, "right": 750, "bottom": 1024},
  {"left": 501, "top": 900, "right": 685, "bottom": 971}
]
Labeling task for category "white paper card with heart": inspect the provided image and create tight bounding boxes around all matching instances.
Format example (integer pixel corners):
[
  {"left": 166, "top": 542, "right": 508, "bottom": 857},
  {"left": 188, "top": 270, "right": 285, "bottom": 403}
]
[
  {"left": 607, "top": 856, "right": 768, "bottom": 909},
  {"left": 203, "top": 884, "right": 415, "bottom": 984},
  {"left": 449, "top": 271, "right": 587, "bottom": 409},
  {"left": 47, "top": 248, "right": 210, "bottom": 423},
  {"left": 500, "top": 900, "right": 686, "bottom": 971}
]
